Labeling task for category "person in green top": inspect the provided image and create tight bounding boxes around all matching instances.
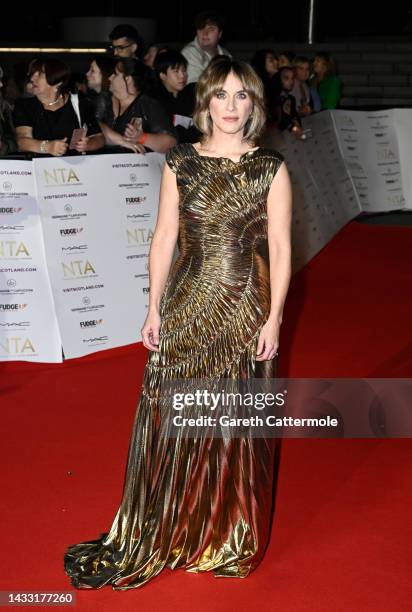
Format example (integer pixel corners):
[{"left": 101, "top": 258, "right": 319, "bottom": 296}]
[{"left": 311, "top": 52, "right": 342, "bottom": 109}]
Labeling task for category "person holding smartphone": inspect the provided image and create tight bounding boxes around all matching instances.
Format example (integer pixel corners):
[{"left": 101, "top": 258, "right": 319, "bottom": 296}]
[
  {"left": 99, "top": 58, "right": 177, "bottom": 154},
  {"left": 13, "top": 58, "right": 105, "bottom": 156}
]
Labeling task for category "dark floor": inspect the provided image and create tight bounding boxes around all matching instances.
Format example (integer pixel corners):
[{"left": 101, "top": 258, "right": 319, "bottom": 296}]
[{"left": 355, "top": 210, "right": 412, "bottom": 227}]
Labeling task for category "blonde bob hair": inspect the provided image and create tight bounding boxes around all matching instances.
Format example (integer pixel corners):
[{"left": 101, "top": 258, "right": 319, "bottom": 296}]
[{"left": 193, "top": 56, "right": 266, "bottom": 144}]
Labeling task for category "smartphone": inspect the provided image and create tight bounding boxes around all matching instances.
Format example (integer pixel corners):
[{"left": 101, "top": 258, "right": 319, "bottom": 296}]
[
  {"left": 69, "top": 127, "right": 88, "bottom": 149},
  {"left": 129, "top": 117, "right": 143, "bottom": 131}
]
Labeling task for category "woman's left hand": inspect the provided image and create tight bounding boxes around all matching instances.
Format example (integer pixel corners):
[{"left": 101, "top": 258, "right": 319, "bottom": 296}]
[
  {"left": 122, "top": 139, "right": 146, "bottom": 154},
  {"left": 74, "top": 136, "right": 89, "bottom": 152},
  {"left": 256, "top": 319, "right": 280, "bottom": 361}
]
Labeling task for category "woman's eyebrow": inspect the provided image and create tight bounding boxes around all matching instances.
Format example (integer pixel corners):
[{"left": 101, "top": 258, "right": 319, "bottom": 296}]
[{"left": 215, "top": 89, "right": 247, "bottom": 93}]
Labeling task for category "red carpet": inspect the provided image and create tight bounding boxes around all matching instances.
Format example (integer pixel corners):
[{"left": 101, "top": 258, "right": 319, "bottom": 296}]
[{"left": 1, "top": 220, "right": 411, "bottom": 611}]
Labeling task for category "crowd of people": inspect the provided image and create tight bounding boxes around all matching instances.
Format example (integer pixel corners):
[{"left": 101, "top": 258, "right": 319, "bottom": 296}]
[{"left": 0, "top": 11, "right": 343, "bottom": 157}]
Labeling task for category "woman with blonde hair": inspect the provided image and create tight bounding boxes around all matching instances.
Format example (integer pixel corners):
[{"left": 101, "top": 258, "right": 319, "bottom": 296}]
[
  {"left": 64, "top": 55, "right": 292, "bottom": 589},
  {"left": 311, "top": 51, "right": 342, "bottom": 109}
]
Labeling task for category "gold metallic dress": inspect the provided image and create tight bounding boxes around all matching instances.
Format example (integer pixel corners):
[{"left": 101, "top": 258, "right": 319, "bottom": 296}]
[{"left": 64, "top": 143, "right": 285, "bottom": 589}]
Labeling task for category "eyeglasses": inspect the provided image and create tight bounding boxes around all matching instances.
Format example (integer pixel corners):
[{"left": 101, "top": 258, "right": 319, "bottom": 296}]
[{"left": 109, "top": 43, "right": 133, "bottom": 51}]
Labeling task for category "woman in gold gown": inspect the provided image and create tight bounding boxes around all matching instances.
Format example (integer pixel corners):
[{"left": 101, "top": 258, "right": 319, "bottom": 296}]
[{"left": 64, "top": 56, "right": 292, "bottom": 590}]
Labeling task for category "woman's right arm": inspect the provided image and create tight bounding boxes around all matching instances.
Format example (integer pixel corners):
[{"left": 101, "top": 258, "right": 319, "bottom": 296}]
[
  {"left": 99, "top": 121, "right": 131, "bottom": 148},
  {"left": 141, "top": 161, "right": 179, "bottom": 351},
  {"left": 15, "top": 126, "right": 68, "bottom": 156}
]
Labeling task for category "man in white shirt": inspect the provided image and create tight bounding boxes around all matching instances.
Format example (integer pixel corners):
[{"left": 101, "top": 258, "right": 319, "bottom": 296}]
[{"left": 181, "top": 11, "right": 232, "bottom": 84}]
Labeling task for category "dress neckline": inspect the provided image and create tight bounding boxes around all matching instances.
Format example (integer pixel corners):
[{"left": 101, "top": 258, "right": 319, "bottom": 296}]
[{"left": 189, "top": 143, "right": 260, "bottom": 164}]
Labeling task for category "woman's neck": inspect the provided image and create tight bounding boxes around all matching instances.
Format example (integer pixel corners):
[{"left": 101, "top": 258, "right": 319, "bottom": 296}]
[
  {"left": 119, "top": 91, "right": 138, "bottom": 110},
  {"left": 37, "top": 89, "right": 63, "bottom": 107},
  {"left": 201, "top": 130, "right": 251, "bottom": 154}
]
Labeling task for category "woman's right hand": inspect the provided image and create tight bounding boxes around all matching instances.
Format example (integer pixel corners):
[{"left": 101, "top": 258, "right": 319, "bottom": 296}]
[
  {"left": 47, "top": 138, "right": 68, "bottom": 156},
  {"left": 141, "top": 310, "right": 161, "bottom": 352}
]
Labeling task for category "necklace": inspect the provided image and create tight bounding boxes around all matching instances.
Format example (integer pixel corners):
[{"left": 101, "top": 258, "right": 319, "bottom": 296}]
[{"left": 44, "top": 94, "right": 63, "bottom": 107}]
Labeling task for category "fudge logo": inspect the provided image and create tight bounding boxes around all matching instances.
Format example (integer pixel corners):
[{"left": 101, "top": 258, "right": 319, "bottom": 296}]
[
  {"left": 80, "top": 319, "right": 103, "bottom": 328},
  {"left": 125, "top": 196, "right": 147, "bottom": 205},
  {"left": 0, "top": 303, "right": 27, "bottom": 311},
  {"left": 0, "top": 207, "right": 23, "bottom": 214},
  {"left": 60, "top": 227, "right": 84, "bottom": 236}
]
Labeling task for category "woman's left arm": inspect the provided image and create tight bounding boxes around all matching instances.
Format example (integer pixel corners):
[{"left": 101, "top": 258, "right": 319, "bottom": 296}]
[
  {"left": 123, "top": 97, "right": 178, "bottom": 153},
  {"left": 123, "top": 124, "right": 177, "bottom": 153},
  {"left": 256, "top": 160, "right": 292, "bottom": 361}
]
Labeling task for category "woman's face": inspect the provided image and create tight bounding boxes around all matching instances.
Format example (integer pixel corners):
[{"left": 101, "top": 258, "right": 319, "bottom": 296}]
[
  {"left": 208, "top": 71, "right": 253, "bottom": 137},
  {"left": 265, "top": 53, "right": 278, "bottom": 76},
  {"left": 313, "top": 57, "right": 327, "bottom": 75},
  {"left": 109, "top": 65, "right": 135, "bottom": 98},
  {"left": 30, "top": 66, "right": 53, "bottom": 97},
  {"left": 278, "top": 54, "right": 291, "bottom": 68},
  {"left": 86, "top": 61, "right": 102, "bottom": 92}
]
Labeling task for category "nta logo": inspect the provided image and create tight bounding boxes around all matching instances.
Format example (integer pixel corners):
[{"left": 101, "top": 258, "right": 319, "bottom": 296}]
[
  {"left": 62, "top": 260, "right": 96, "bottom": 277},
  {"left": 0, "top": 241, "right": 30, "bottom": 257},
  {"left": 0, "top": 337, "right": 35, "bottom": 354},
  {"left": 127, "top": 228, "right": 153, "bottom": 245},
  {"left": 43, "top": 168, "right": 80, "bottom": 185}
]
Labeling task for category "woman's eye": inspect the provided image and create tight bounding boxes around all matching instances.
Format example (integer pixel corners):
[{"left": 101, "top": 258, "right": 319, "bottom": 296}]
[
  {"left": 216, "top": 92, "right": 225, "bottom": 99},
  {"left": 237, "top": 92, "right": 247, "bottom": 99}
]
